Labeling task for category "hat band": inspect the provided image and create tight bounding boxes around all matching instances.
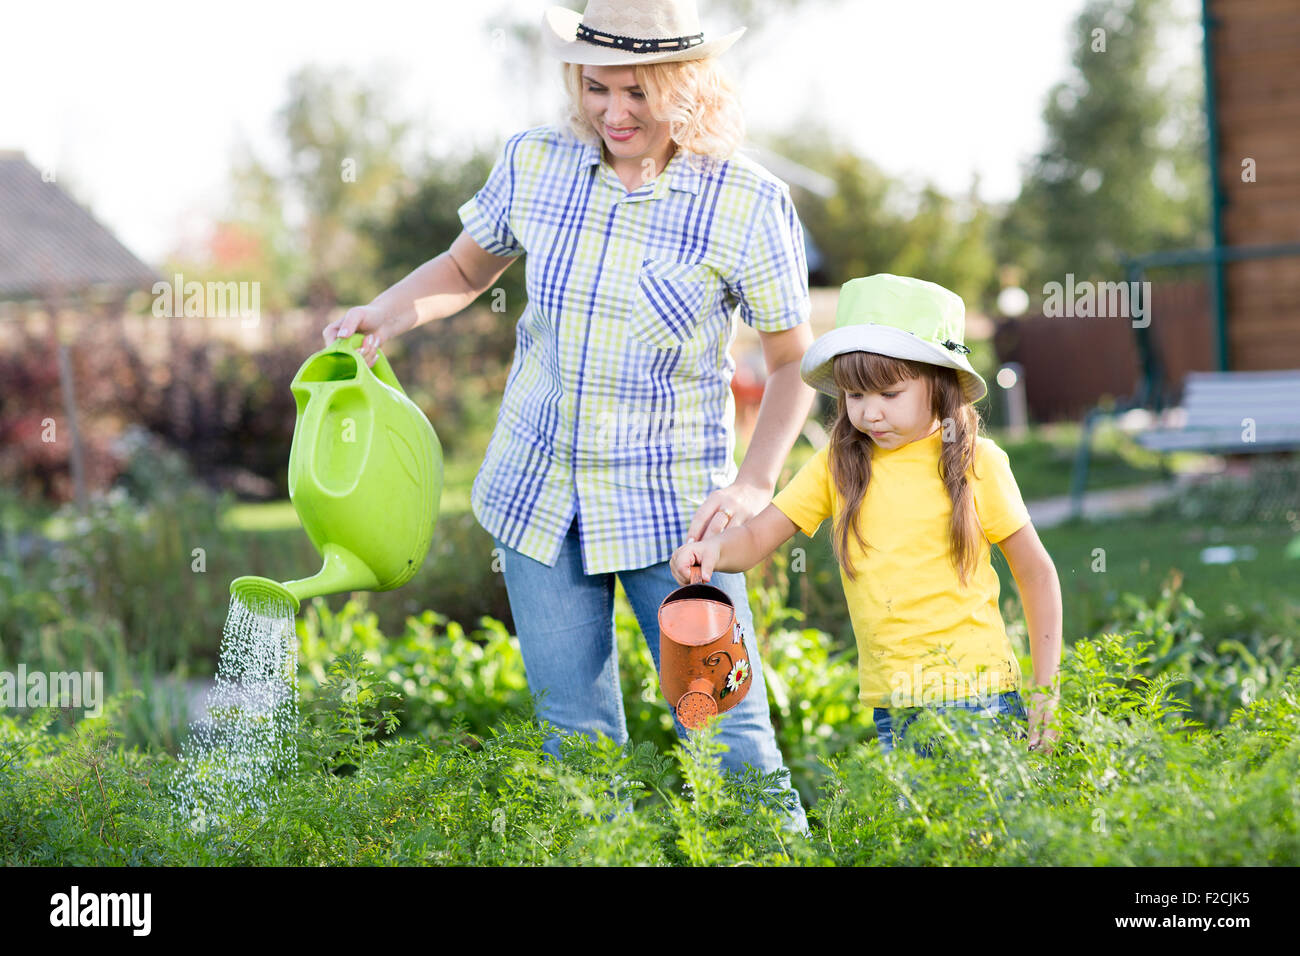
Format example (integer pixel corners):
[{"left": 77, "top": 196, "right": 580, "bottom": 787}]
[{"left": 575, "top": 22, "right": 704, "bottom": 53}]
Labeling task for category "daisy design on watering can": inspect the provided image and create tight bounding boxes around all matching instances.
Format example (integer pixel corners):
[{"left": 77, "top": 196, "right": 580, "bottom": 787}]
[{"left": 658, "top": 566, "right": 752, "bottom": 729}]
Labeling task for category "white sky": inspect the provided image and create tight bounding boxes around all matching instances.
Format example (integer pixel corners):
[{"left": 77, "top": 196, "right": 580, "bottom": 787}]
[{"left": 2, "top": 0, "right": 1203, "bottom": 264}]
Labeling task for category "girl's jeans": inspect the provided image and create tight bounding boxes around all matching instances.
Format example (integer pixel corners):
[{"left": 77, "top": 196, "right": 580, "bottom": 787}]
[
  {"left": 493, "top": 518, "right": 807, "bottom": 833},
  {"left": 873, "top": 690, "right": 1029, "bottom": 756}
]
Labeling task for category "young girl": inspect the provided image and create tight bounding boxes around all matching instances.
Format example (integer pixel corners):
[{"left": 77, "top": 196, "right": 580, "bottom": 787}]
[{"left": 672, "top": 274, "right": 1064, "bottom": 754}]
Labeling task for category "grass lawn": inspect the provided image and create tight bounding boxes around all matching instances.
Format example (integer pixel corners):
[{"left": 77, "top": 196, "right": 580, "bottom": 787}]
[
  {"left": 987, "top": 422, "right": 1205, "bottom": 501},
  {"left": 186, "top": 420, "right": 1298, "bottom": 666},
  {"left": 199, "top": 417, "right": 1290, "bottom": 640},
  {"left": 217, "top": 417, "right": 1201, "bottom": 537},
  {"left": 1010, "top": 510, "right": 1300, "bottom": 643}
]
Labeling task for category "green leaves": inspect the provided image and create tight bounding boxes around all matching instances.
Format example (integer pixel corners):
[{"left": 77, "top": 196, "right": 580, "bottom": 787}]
[
  {"left": 301, "top": 649, "right": 404, "bottom": 776},
  {"left": 4, "top": 583, "right": 1300, "bottom": 865}
]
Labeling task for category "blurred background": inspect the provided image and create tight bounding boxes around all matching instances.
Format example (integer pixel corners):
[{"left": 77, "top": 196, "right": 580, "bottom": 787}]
[{"left": 3, "top": 0, "right": 1297, "bottom": 763}]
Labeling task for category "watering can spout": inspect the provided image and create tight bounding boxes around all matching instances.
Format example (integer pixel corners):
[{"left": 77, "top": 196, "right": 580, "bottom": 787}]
[
  {"left": 230, "top": 575, "right": 300, "bottom": 616},
  {"left": 229, "top": 543, "right": 378, "bottom": 617},
  {"left": 282, "top": 542, "right": 381, "bottom": 605}
]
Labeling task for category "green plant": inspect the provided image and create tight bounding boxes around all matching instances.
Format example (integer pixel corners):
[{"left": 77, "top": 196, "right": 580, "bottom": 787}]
[
  {"left": 299, "top": 650, "right": 402, "bottom": 775},
  {"left": 3, "top": 626, "right": 1300, "bottom": 866}
]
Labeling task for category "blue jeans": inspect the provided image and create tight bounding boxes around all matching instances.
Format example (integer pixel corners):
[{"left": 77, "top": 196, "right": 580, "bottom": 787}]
[
  {"left": 873, "top": 691, "right": 1028, "bottom": 756},
  {"left": 493, "top": 517, "right": 807, "bottom": 833}
]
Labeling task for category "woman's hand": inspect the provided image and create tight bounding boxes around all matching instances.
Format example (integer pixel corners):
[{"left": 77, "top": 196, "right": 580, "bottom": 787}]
[
  {"left": 686, "top": 480, "right": 772, "bottom": 543},
  {"left": 1027, "top": 687, "right": 1060, "bottom": 754},
  {"left": 321, "top": 305, "right": 414, "bottom": 368},
  {"left": 671, "top": 537, "right": 723, "bottom": 586}
]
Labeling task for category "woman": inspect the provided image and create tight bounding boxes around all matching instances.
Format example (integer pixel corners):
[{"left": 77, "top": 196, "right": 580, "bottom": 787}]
[{"left": 324, "top": 0, "right": 814, "bottom": 830}]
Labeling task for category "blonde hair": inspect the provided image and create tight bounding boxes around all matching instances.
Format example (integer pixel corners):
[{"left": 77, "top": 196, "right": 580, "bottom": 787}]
[
  {"left": 827, "top": 352, "right": 986, "bottom": 588},
  {"left": 561, "top": 58, "right": 745, "bottom": 160}
]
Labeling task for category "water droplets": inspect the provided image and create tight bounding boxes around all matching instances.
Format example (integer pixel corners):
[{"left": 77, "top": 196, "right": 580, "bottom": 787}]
[{"left": 171, "top": 592, "right": 298, "bottom": 832}]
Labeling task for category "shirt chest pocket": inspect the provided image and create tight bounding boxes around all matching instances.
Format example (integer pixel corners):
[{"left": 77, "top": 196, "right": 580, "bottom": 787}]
[{"left": 629, "top": 258, "right": 718, "bottom": 350}]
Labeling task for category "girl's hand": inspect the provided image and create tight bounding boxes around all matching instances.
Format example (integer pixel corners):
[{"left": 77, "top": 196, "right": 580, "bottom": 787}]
[
  {"left": 687, "top": 480, "right": 772, "bottom": 543},
  {"left": 671, "top": 538, "right": 722, "bottom": 586},
  {"left": 1027, "top": 688, "right": 1060, "bottom": 754}
]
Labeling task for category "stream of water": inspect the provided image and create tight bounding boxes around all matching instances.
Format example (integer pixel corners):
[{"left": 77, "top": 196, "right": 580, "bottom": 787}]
[{"left": 171, "top": 591, "right": 298, "bottom": 832}]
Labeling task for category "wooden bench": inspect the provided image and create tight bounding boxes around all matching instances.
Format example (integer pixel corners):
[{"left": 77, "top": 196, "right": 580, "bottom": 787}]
[{"left": 1135, "top": 370, "right": 1300, "bottom": 454}]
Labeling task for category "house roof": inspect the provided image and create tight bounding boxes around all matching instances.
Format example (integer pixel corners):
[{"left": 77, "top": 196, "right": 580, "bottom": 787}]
[{"left": 0, "top": 150, "right": 161, "bottom": 301}]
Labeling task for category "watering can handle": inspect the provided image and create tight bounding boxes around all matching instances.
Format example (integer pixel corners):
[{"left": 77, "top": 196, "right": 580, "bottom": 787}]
[
  {"left": 690, "top": 565, "right": 702, "bottom": 586},
  {"left": 331, "top": 332, "right": 407, "bottom": 396}
]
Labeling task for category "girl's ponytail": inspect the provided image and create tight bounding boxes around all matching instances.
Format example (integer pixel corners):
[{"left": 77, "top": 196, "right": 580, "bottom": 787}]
[
  {"left": 934, "top": 371, "right": 983, "bottom": 588},
  {"left": 828, "top": 391, "right": 874, "bottom": 581}
]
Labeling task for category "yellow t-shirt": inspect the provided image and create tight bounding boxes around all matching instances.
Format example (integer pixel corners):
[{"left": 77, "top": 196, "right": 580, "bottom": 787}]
[{"left": 772, "top": 428, "right": 1031, "bottom": 708}]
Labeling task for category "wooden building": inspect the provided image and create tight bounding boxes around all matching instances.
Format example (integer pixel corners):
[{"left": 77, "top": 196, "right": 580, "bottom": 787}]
[
  {"left": 0, "top": 151, "right": 161, "bottom": 507},
  {"left": 994, "top": 2, "right": 1300, "bottom": 422},
  {"left": 1206, "top": 0, "right": 1300, "bottom": 371}
]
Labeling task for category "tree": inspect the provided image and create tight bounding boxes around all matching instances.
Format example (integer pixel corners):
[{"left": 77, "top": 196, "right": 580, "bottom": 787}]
[
  {"left": 760, "top": 124, "right": 998, "bottom": 308},
  {"left": 225, "top": 65, "right": 414, "bottom": 312},
  {"left": 997, "top": 0, "right": 1209, "bottom": 292}
]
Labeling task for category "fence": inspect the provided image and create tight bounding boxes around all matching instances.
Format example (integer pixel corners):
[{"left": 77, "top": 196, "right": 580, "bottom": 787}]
[{"left": 991, "top": 280, "right": 1213, "bottom": 422}]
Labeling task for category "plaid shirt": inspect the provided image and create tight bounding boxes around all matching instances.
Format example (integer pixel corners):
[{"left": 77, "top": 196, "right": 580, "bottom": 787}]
[{"left": 458, "top": 124, "right": 811, "bottom": 574}]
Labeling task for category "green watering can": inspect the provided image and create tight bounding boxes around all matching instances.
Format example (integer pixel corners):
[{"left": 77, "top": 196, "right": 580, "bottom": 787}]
[{"left": 231, "top": 333, "right": 443, "bottom": 615}]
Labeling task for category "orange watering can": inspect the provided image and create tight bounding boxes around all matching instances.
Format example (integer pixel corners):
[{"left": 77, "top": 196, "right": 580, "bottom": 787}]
[{"left": 658, "top": 567, "right": 752, "bottom": 729}]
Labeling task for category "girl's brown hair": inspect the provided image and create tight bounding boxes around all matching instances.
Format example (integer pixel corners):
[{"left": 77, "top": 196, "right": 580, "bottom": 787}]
[
  {"left": 828, "top": 351, "right": 985, "bottom": 587},
  {"left": 561, "top": 58, "right": 745, "bottom": 160}
]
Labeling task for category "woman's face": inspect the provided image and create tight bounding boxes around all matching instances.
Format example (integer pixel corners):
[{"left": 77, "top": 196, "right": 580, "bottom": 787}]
[
  {"left": 580, "top": 65, "right": 675, "bottom": 176},
  {"left": 844, "top": 375, "right": 938, "bottom": 450}
]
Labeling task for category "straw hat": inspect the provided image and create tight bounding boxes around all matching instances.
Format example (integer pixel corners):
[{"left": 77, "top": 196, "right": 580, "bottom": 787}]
[
  {"left": 801, "top": 274, "right": 988, "bottom": 403},
  {"left": 542, "top": 0, "right": 745, "bottom": 65}
]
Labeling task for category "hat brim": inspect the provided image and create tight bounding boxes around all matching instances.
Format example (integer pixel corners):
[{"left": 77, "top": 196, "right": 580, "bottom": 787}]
[
  {"left": 542, "top": 7, "right": 745, "bottom": 65},
  {"left": 801, "top": 324, "right": 988, "bottom": 404}
]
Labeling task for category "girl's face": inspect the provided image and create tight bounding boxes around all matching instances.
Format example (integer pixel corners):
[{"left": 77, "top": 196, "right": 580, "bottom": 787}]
[
  {"left": 581, "top": 65, "right": 674, "bottom": 175},
  {"left": 844, "top": 375, "right": 938, "bottom": 450}
]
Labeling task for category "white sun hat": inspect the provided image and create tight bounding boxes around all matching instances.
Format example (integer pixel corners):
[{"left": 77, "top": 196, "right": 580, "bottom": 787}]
[{"left": 542, "top": 0, "right": 745, "bottom": 66}]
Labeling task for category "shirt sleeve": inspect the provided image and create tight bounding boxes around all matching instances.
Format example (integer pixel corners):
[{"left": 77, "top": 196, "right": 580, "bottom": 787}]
[
  {"left": 771, "top": 445, "right": 834, "bottom": 537},
  {"left": 972, "top": 439, "right": 1031, "bottom": 543},
  {"left": 730, "top": 185, "right": 812, "bottom": 333},
  {"left": 457, "top": 134, "right": 526, "bottom": 258}
]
